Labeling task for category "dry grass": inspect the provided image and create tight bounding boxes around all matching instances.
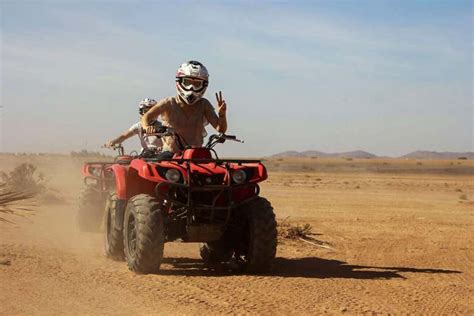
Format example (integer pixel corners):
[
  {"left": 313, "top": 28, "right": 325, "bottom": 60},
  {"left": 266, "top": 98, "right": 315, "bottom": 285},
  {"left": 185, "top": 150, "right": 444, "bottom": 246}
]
[
  {"left": 0, "top": 163, "right": 45, "bottom": 193},
  {"left": 277, "top": 219, "right": 333, "bottom": 249},
  {"left": 0, "top": 184, "right": 37, "bottom": 223},
  {"left": 0, "top": 163, "right": 43, "bottom": 222},
  {"left": 278, "top": 219, "right": 314, "bottom": 239}
]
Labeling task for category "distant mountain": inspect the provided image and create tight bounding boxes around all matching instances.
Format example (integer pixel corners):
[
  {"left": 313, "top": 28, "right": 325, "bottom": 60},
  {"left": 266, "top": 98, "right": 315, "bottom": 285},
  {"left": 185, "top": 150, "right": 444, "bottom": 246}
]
[
  {"left": 272, "top": 151, "right": 308, "bottom": 157},
  {"left": 399, "top": 151, "right": 474, "bottom": 160},
  {"left": 271, "top": 150, "right": 473, "bottom": 159},
  {"left": 271, "top": 150, "right": 378, "bottom": 159}
]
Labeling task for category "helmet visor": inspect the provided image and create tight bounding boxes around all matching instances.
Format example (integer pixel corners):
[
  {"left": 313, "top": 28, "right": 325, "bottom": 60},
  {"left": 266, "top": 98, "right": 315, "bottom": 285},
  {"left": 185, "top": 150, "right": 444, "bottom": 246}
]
[
  {"left": 139, "top": 105, "right": 153, "bottom": 115},
  {"left": 177, "top": 77, "right": 207, "bottom": 92}
]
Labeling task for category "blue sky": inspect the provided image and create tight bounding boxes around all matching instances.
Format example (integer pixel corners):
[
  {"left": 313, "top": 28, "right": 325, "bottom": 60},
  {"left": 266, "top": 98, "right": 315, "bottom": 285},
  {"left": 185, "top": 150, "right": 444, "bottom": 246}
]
[{"left": 0, "top": 0, "right": 472, "bottom": 156}]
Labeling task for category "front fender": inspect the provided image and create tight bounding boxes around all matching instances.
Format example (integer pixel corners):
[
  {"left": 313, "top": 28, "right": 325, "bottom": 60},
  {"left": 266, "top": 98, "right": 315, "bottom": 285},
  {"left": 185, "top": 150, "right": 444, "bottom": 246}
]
[{"left": 111, "top": 164, "right": 128, "bottom": 199}]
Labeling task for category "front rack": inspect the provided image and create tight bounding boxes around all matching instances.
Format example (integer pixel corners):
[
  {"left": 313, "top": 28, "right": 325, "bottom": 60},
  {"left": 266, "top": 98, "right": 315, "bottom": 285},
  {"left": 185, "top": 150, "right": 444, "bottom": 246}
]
[{"left": 155, "top": 161, "right": 260, "bottom": 226}]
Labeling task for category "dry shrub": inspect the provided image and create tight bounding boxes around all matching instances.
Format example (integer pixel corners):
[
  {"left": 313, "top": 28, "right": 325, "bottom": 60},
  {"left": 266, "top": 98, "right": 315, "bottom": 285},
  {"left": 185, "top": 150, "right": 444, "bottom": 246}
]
[
  {"left": 0, "top": 163, "right": 45, "bottom": 193},
  {"left": 278, "top": 219, "right": 314, "bottom": 239},
  {"left": 277, "top": 218, "right": 333, "bottom": 250},
  {"left": 459, "top": 194, "right": 468, "bottom": 200},
  {"left": 0, "top": 163, "right": 63, "bottom": 205},
  {"left": 0, "top": 183, "right": 36, "bottom": 223},
  {"left": 0, "top": 163, "right": 44, "bottom": 214}
]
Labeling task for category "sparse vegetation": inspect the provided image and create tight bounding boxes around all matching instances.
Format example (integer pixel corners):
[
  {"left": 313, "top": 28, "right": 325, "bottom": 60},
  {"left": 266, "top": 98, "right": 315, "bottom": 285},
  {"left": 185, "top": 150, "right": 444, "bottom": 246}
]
[
  {"left": 0, "top": 164, "right": 43, "bottom": 222},
  {"left": 278, "top": 221, "right": 314, "bottom": 239},
  {"left": 459, "top": 194, "right": 467, "bottom": 200},
  {"left": 70, "top": 149, "right": 109, "bottom": 157},
  {"left": 0, "top": 183, "right": 36, "bottom": 223},
  {"left": 277, "top": 219, "right": 333, "bottom": 250},
  {"left": 0, "top": 163, "right": 46, "bottom": 193}
]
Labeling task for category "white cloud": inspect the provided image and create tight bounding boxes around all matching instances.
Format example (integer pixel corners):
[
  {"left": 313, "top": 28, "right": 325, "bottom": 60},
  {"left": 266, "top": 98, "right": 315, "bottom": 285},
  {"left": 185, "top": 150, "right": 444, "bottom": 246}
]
[{"left": 1, "top": 2, "right": 471, "bottom": 155}]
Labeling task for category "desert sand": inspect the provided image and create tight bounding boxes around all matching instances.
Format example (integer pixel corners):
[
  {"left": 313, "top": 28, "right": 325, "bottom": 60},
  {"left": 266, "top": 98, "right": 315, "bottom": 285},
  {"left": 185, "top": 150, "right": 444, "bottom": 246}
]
[{"left": 1, "top": 155, "right": 473, "bottom": 314}]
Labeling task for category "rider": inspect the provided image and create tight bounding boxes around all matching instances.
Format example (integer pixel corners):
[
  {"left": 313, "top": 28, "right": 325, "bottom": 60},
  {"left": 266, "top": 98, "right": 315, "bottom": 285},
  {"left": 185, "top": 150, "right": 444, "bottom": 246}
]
[
  {"left": 106, "top": 98, "right": 164, "bottom": 152},
  {"left": 141, "top": 60, "right": 227, "bottom": 157}
]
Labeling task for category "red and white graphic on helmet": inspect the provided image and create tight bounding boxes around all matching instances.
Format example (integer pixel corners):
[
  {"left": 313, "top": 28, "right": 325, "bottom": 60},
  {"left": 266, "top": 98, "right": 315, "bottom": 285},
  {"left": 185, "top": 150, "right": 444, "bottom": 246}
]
[
  {"left": 138, "top": 98, "right": 157, "bottom": 115},
  {"left": 175, "top": 61, "right": 209, "bottom": 105}
]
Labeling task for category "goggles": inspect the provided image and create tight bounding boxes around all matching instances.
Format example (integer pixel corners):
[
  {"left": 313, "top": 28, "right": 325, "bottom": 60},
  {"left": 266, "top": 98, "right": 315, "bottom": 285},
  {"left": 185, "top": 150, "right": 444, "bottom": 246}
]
[
  {"left": 176, "top": 77, "right": 207, "bottom": 92},
  {"left": 139, "top": 105, "right": 153, "bottom": 115}
]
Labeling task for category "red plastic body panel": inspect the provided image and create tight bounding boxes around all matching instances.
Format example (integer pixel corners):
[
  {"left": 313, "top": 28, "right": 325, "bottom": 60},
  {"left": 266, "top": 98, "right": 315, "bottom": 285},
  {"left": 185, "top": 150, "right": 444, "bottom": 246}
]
[
  {"left": 111, "top": 164, "right": 128, "bottom": 199},
  {"left": 182, "top": 148, "right": 212, "bottom": 160},
  {"left": 81, "top": 147, "right": 268, "bottom": 203}
]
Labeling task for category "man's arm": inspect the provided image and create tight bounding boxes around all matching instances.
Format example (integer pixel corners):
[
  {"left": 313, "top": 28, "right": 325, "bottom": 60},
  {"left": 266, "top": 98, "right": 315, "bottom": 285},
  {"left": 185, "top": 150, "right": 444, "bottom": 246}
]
[
  {"left": 106, "top": 129, "right": 136, "bottom": 147},
  {"left": 141, "top": 100, "right": 166, "bottom": 133},
  {"left": 205, "top": 91, "right": 227, "bottom": 133}
]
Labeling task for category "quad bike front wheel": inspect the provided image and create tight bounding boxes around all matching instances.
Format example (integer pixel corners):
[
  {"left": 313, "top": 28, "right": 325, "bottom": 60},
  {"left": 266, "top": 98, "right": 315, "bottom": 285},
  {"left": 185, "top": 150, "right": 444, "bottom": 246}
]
[
  {"left": 77, "top": 186, "right": 106, "bottom": 232},
  {"left": 123, "top": 194, "right": 165, "bottom": 274},
  {"left": 237, "top": 197, "right": 278, "bottom": 273},
  {"left": 200, "top": 197, "right": 277, "bottom": 274},
  {"left": 104, "top": 192, "right": 124, "bottom": 261}
]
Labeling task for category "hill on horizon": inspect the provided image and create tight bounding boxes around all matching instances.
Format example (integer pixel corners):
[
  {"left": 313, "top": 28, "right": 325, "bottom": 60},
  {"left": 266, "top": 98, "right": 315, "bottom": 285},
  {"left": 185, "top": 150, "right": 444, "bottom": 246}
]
[
  {"left": 271, "top": 150, "right": 378, "bottom": 159},
  {"left": 399, "top": 151, "right": 474, "bottom": 160},
  {"left": 271, "top": 150, "right": 474, "bottom": 159}
]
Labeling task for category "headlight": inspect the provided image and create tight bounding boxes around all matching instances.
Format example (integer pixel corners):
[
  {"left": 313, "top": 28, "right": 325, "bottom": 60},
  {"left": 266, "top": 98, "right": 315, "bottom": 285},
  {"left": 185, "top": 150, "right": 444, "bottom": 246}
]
[
  {"left": 165, "top": 169, "right": 181, "bottom": 183},
  {"left": 232, "top": 169, "right": 247, "bottom": 184}
]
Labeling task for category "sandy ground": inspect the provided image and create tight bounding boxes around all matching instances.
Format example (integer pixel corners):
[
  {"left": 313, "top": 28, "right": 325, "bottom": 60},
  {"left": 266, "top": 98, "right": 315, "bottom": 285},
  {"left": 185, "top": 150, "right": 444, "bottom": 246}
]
[{"left": 0, "top": 155, "right": 473, "bottom": 314}]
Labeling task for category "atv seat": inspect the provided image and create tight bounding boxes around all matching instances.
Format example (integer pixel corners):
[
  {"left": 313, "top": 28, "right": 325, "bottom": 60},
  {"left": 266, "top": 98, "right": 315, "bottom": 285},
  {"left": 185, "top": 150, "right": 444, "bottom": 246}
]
[{"left": 114, "top": 155, "right": 133, "bottom": 165}]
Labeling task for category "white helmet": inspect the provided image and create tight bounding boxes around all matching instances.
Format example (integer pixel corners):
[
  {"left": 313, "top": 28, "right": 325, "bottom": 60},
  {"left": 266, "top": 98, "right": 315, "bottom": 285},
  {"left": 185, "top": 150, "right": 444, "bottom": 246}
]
[
  {"left": 175, "top": 60, "right": 209, "bottom": 105},
  {"left": 138, "top": 98, "right": 157, "bottom": 115}
]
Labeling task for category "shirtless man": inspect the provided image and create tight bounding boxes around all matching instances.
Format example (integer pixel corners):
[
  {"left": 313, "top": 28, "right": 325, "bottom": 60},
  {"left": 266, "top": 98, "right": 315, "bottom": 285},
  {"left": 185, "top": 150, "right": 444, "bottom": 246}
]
[{"left": 141, "top": 61, "right": 227, "bottom": 157}]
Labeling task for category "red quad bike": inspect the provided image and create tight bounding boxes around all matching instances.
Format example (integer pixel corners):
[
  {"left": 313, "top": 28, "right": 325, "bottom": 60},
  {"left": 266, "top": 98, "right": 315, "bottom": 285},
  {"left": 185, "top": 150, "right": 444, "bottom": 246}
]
[
  {"left": 81, "top": 130, "right": 277, "bottom": 274},
  {"left": 77, "top": 146, "right": 133, "bottom": 231}
]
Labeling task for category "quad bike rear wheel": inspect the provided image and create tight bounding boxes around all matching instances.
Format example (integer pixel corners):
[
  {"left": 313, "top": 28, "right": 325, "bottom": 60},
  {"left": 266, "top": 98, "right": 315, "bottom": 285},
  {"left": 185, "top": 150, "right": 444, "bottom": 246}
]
[
  {"left": 104, "top": 193, "right": 124, "bottom": 260},
  {"left": 77, "top": 186, "right": 106, "bottom": 232},
  {"left": 123, "top": 194, "right": 165, "bottom": 274}
]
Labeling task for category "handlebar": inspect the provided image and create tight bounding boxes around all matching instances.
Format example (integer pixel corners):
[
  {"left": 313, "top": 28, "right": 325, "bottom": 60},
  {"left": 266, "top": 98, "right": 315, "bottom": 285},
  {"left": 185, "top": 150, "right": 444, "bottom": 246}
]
[
  {"left": 143, "top": 125, "right": 243, "bottom": 149},
  {"left": 205, "top": 133, "right": 244, "bottom": 149},
  {"left": 102, "top": 143, "right": 125, "bottom": 156}
]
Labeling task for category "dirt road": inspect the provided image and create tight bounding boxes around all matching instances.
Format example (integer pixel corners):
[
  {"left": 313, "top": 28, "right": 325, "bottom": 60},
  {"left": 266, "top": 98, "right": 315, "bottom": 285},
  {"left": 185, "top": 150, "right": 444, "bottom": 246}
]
[{"left": 1, "top": 156, "right": 473, "bottom": 314}]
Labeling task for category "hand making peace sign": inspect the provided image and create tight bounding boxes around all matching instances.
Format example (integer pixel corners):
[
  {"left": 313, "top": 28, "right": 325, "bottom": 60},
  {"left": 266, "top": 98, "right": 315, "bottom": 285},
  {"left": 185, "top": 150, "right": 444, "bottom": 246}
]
[{"left": 215, "top": 91, "right": 227, "bottom": 117}]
